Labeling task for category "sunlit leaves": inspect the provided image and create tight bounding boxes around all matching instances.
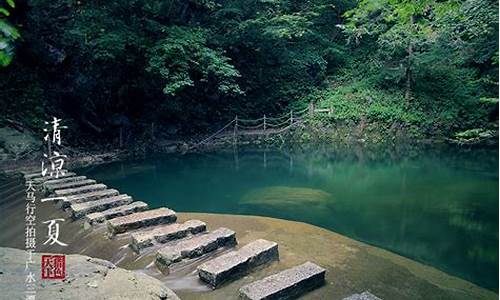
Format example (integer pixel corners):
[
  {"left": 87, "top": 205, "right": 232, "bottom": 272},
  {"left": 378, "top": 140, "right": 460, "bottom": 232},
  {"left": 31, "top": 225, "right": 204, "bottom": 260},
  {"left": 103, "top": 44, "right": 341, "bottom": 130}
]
[
  {"left": 0, "top": 19, "right": 19, "bottom": 66},
  {"left": 262, "top": 15, "right": 313, "bottom": 39}
]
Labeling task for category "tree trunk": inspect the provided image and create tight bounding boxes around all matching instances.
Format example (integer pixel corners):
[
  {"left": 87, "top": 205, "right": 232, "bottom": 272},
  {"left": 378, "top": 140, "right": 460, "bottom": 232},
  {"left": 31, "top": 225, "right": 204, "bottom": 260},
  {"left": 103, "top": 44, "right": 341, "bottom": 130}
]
[
  {"left": 405, "top": 61, "right": 412, "bottom": 103},
  {"left": 405, "top": 15, "right": 415, "bottom": 104}
]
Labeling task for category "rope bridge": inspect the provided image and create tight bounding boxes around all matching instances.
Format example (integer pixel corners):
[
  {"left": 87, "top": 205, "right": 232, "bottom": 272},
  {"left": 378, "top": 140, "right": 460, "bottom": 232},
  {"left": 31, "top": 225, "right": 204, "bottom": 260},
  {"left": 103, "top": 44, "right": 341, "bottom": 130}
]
[{"left": 192, "top": 106, "right": 311, "bottom": 148}]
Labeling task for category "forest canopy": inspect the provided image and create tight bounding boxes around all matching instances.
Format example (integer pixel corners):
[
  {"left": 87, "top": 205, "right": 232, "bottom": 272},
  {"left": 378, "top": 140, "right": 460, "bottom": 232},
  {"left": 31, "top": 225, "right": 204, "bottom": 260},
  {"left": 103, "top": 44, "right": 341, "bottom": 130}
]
[{"left": 0, "top": 0, "right": 498, "bottom": 143}]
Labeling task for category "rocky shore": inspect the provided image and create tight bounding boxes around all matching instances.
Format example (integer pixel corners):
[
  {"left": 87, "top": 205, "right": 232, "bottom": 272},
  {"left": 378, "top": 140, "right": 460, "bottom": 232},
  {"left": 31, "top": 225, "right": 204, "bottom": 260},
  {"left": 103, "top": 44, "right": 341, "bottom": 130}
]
[{"left": 0, "top": 247, "right": 180, "bottom": 299}]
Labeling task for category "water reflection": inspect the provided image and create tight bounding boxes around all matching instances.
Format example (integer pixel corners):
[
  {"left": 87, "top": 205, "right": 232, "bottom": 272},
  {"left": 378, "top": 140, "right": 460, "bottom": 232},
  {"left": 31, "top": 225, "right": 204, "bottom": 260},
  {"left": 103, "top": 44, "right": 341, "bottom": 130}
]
[{"left": 79, "top": 144, "right": 499, "bottom": 291}]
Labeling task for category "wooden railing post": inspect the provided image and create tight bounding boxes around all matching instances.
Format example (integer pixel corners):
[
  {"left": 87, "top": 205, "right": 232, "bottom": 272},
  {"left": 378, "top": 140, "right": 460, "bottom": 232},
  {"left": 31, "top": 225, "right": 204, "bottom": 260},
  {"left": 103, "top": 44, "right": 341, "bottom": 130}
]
[
  {"left": 290, "top": 109, "right": 293, "bottom": 125},
  {"left": 263, "top": 115, "right": 266, "bottom": 131}
]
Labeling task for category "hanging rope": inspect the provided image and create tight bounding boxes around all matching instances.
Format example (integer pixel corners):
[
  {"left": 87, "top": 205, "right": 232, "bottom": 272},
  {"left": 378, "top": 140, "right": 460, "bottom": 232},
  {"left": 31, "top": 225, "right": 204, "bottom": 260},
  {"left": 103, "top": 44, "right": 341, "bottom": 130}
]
[
  {"left": 266, "top": 118, "right": 293, "bottom": 128},
  {"left": 238, "top": 117, "right": 265, "bottom": 123},
  {"left": 191, "top": 118, "right": 236, "bottom": 148},
  {"left": 237, "top": 123, "right": 264, "bottom": 130},
  {"left": 266, "top": 114, "right": 290, "bottom": 122},
  {"left": 191, "top": 107, "right": 310, "bottom": 148}
]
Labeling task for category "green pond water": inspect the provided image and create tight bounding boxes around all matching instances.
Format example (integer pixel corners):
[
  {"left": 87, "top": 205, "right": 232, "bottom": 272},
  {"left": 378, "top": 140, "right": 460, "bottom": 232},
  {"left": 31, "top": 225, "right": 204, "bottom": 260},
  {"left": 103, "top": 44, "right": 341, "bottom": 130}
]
[{"left": 79, "top": 145, "right": 499, "bottom": 291}]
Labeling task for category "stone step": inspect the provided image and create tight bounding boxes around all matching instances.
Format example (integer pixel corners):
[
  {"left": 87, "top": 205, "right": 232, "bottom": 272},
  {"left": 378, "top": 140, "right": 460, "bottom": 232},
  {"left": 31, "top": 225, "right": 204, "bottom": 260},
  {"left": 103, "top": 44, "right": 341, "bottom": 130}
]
[
  {"left": 130, "top": 220, "right": 207, "bottom": 253},
  {"left": 155, "top": 228, "right": 237, "bottom": 271},
  {"left": 107, "top": 207, "right": 177, "bottom": 235},
  {"left": 239, "top": 262, "right": 326, "bottom": 300},
  {"left": 343, "top": 292, "right": 382, "bottom": 300},
  {"left": 60, "top": 189, "right": 120, "bottom": 208},
  {"left": 23, "top": 169, "right": 69, "bottom": 180},
  {"left": 198, "top": 239, "right": 279, "bottom": 288},
  {"left": 21, "top": 169, "right": 40, "bottom": 177},
  {"left": 43, "top": 175, "right": 88, "bottom": 186},
  {"left": 84, "top": 201, "right": 149, "bottom": 228},
  {"left": 45, "top": 178, "right": 97, "bottom": 192},
  {"left": 54, "top": 183, "right": 107, "bottom": 197},
  {"left": 31, "top": 172, "right": 77, "bottom": 184},
  {"left": 69, "top": 194, "right": 133, "bottom": 219},
  {"left": 25, "top": 170, "right": 73, "bottom": 180}
]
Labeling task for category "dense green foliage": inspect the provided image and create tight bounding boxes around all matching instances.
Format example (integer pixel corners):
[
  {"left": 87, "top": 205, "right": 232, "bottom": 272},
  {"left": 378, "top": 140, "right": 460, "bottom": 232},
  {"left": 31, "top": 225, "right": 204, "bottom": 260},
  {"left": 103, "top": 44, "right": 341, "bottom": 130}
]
[
  {"left": 0, "top": 0, "right": 19, "bottom": 66},
  {"left": 0, "top": 0, "right": 497, "bottom": 144}
]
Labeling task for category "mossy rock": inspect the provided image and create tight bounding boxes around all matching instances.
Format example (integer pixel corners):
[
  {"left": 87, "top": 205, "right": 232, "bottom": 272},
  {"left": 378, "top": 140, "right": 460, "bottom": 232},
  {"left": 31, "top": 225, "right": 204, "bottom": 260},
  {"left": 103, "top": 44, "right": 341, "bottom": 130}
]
[
  {"left": 240, "top": 186, "right": 333, "bottom": 208},
  {"left": 0, "top": 126, "right": 41, "bottom": 157}
]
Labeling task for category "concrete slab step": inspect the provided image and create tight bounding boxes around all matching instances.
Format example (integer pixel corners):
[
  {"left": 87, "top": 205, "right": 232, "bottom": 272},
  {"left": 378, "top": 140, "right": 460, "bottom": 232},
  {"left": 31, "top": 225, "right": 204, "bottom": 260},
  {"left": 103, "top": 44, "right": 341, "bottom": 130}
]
[
  {"left": 130, "top": 220, "right": 207, "bottom": 253},
  {"left": 45, "top": 178, "right": 96, "bottom": 192},
  {"left": 239, "top": 262, "right": 326, "bottom": 300},
  {"left": 21, "top": 169, "right": 41, "bottom": 177},
  {"left": 30, "top": 172, "right": 77, "bottom": 184},
  {"left": 60, "top": 189, "right": 120, "bottom": 208},
  {"left": 23, "top": 169, "right": 70, "bottom": 180},
  {"left": 107, "top": 207, "right": 177, "bottom": 235},
  {"left": 54, "top": 183, "right": 107, "bottom": 197},
  {"left": 69, "top": 194, "right": 133, "bottom": 219},
  {"left": 155, "top": 228, "right": 237, "bottom": 271},
  {"left": 343, "top": 291, "right": 382, "bottom": 300},
  {"left": 84, "top": 201, "right": 149, "bottom": 228},
  {"left": 198, "top": 239, "right": 279, "bottom": 288},
  {"left": 43, "top": 175, "right": 88, "bottom": 187}
]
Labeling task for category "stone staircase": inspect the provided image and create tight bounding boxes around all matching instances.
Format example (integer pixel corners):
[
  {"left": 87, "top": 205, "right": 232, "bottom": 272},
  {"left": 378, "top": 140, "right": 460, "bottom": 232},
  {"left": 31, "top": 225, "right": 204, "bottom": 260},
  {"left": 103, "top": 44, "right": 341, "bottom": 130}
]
[{"left": 21, "top": 169, "right": 335, "bottom": 299}]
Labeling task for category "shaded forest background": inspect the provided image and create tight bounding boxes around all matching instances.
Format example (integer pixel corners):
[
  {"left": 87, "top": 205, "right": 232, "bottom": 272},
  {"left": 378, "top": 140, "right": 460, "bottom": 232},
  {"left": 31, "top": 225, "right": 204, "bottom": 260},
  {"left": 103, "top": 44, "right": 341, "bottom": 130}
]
[{"left": 0, "top": 0, "right": 498, "bottom": 146}]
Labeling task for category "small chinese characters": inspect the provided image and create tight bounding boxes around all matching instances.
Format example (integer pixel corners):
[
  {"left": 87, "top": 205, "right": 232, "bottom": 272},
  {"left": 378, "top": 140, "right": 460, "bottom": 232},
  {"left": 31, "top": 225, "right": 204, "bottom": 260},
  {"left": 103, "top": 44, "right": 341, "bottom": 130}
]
[{"left": 24, "top": 180, "right": 37, "bottom": 299}]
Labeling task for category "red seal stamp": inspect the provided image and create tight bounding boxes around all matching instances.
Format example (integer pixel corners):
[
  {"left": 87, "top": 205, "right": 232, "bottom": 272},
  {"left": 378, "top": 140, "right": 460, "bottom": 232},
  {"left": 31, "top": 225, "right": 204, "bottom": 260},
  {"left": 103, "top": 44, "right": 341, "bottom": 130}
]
[{"left": 41, "top": 255, "right": 66, "bottom": 279}]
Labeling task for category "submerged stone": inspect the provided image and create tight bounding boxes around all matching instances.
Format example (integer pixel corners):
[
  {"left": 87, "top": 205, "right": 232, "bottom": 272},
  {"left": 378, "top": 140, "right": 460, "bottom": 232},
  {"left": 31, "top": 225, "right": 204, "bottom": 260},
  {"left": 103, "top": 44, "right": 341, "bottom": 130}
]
[
  {"left": 240, "top": 186, "right": 332, "bottom": 208},
  {"left": 198, "top": 239, "right": 279, "bottom": 288},
  {"left": 343, "top": 291, "right": 382, "bottom": 300},
  {"left": 239, "top": 261, "right": 326, "bottom": 300}
]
